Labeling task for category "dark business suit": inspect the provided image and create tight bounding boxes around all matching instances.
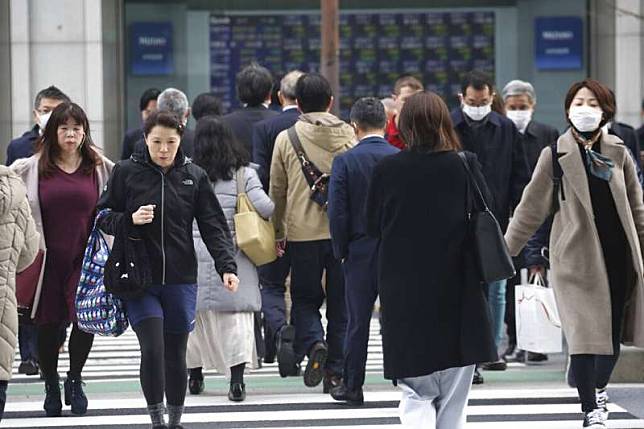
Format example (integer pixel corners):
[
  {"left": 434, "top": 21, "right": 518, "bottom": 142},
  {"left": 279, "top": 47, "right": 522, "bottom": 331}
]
[
  {"left": 505, "top": 120, "right": 559, "bottom": 350},
  {"left": 223, "top": 105, "right": 278, "bottom": 157},
  {"left": 251, "top": 106, "right": 300, "bottom": 360},
  {"left": 252, "top": 107, "right": 300, "bottom": 191},
  {"left": 609, "top": 122, "right": 643, "bottom": 185},
  {"left": 6, "top": 126, "right": 39, "bottom": 166},
  {"left": 328, "top": 135, "right": 399, "bottom": 390},
  {"left": 121, "top": 127, "right": 144, "bottom": 160}
]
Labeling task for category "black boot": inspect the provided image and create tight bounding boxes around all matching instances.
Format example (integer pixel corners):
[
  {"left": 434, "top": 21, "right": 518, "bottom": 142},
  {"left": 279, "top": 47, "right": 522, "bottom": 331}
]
[
  {"left": 188, "top": 368, "right": 205, "bottom": 395},
  {"left": 64, "top": 373, "right": 88, "bottom": 415},
  {"left": 44, "top": 377, "right": 62, "bottom": 417},
  {"left": 228, "top": 383, "right": 246, "bottom": 402}
]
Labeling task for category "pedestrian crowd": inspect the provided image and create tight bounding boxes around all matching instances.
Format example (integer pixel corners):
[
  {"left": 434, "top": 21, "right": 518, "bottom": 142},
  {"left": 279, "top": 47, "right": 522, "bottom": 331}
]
[{"left": 3, "top": 62, "right": 644, "bottom": 429}]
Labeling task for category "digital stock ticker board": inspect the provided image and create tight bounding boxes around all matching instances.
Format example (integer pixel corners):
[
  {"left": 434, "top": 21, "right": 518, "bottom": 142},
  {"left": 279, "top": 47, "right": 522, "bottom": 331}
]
[{"left": 209, "top": 11, "right": 495, "bottom": 118}]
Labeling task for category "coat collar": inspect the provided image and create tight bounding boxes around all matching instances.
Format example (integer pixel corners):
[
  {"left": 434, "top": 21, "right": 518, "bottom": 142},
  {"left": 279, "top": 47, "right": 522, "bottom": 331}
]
[
  {"left": 357, "top": 135, "right": 388, "bottom": 146},
  {"left": 557, "top": 129, "right": 627, "bottom": 217}
]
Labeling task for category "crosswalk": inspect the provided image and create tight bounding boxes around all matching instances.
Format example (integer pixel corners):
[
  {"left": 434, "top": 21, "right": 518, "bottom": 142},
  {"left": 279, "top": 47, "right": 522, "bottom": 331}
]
[{"left": 3, "top": 320, "right": 644, "bottom": 428}]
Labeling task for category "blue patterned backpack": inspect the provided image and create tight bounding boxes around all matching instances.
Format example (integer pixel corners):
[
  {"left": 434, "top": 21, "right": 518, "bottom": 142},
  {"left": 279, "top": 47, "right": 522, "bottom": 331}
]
[{"left": 75, "top": 209, "right": 129, "bottom": 336}]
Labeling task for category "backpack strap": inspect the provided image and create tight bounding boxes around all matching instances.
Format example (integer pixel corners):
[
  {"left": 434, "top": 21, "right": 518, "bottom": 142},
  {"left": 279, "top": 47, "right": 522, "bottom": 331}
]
[{"left": 550, "top": 143, "right": 565, "bottom": 214}]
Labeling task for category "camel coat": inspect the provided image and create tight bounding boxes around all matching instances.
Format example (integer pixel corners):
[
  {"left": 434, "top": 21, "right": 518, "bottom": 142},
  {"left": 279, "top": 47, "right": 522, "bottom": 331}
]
[{"left": 505, "top": 129, "right": 644, "bottom": 355}]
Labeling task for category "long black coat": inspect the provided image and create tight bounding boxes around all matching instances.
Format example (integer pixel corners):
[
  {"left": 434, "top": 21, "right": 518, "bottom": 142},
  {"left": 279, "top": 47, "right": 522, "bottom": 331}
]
[{"left": 366, "top": 150, "right": 497, "bottom": 380}]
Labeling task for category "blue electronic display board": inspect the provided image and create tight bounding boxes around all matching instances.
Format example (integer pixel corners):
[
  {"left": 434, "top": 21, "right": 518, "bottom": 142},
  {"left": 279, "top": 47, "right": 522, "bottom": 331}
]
[
  {"left": 209, "top": 11, "right": 495, "bottom": 117},
  {"left": 535, "top": 17, "right": 583, "bottom": 70},
  {"left": 130, "top": 22, "right": 174, "bottom": 76}
]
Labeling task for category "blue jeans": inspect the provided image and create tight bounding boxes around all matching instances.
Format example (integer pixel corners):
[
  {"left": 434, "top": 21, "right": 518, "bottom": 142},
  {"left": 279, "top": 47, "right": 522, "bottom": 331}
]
[
  {"left": 487, "top": 280, "right": 507, "bottom": 348},
  {"left": 18, "top": 323, "right": 38, "bottom": 362}
]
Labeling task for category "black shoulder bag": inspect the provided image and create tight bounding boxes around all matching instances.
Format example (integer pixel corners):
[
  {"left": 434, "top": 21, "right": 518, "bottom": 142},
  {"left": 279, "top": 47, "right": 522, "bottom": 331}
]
[
  {"left": 287, "top": 126, "right": 330, "bottom": 210},
  {"left": 104, "top": 215, "right": 152, "bottom": 300},
  {"left": 458, "top": 152, "right": 516, "bottom": 283},
  {"left": 550, "top": 143, "right": 565, "bottom": 214}
]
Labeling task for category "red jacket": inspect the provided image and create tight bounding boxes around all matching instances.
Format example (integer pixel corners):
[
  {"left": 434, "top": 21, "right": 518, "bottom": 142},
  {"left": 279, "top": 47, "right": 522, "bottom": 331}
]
[{"left": 385, "top": 117, "right": 405, "bottom": 150}]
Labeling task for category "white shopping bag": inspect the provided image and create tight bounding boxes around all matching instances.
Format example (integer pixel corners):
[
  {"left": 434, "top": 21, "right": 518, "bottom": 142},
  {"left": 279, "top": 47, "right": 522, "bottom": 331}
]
[{"left": 515, "top": 275, "right": 562, "bottom": 354}]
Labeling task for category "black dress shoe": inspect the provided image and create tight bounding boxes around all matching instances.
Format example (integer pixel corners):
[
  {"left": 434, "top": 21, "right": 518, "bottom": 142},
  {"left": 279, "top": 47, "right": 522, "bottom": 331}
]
[
  {"left": 528, "top": 352, "right": 548, "bottom": 362},
  {"left": 472, "top": 368, "right": 484, "bottom": 385},
  {"left": 323, "top": 372, "right": 341, "bottom": 394},
  {"left": 44, "top": 377, "right": 62, "bottom": 417},
  {"left": 480, "top": 359, "right": 507, "bottom": 371},
  {"left": 189, "top": 376, "right": 205, "bottom": 395},
  {"left": 228, "top": 382, "right": 246, "bottom": 402},
  {"left": 18, "top": 359, "right": 39, "bottom": 376},
  {"left": 330, "top": 384, "right": 364, "bottom": 405},
  {"left": 304, "top": 342, "right": 328, "bottom": 387},
  {"left": 276, "top": 325, "right": 297, "bottom": 378}
]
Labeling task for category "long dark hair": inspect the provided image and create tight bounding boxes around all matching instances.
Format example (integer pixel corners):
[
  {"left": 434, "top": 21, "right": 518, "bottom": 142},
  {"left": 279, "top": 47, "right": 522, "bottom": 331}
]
[
  {"left": 398, "top": 91, "right": 461, "bottom": 153},
  {"left": 193, "top": 116, "right": 249, "bottom": 182},
  {"left": 36, "top": 102, "right": 102, "bottom": 177}
]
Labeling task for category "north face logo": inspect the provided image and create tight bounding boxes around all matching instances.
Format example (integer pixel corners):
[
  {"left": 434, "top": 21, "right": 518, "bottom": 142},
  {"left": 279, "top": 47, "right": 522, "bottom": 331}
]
[{"left": 182, "top": 179, "right": 194, "bottom": 186}]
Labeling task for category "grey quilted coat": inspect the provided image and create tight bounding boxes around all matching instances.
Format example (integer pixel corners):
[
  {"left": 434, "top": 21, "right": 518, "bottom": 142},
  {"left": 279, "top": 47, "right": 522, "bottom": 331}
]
[
  {"left": 193, "top": 166, "right": 274, "bottom": 312},
  {"left": 0, "top": 166, "right": 39, "bottom": 380}
]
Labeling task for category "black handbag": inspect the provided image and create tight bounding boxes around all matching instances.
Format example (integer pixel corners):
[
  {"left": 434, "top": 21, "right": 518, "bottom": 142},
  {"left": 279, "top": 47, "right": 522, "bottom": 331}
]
[
  {"left": 458, "top": 153, "right": 516, "bottom": 283},
  {"left": 104, "top": 216, "right": 152, "bottom": 300},
  {"left": 287, "top": 126, "right": 330, "bottom": 210}
]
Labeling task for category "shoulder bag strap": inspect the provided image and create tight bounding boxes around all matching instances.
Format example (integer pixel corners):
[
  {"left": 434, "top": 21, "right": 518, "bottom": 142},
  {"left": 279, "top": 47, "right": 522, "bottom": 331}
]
[
  {"left": 457, "top": 152, "right": 491, "bottom": 213},
  {"left": 235, "top": 167, "right": 246, "bottom": 196},
  {"left": 550, "top": 143, "right": 564, "bottom": 214},
  {"left": 287, "top": 126, "right": 311, "bottom": 166}
]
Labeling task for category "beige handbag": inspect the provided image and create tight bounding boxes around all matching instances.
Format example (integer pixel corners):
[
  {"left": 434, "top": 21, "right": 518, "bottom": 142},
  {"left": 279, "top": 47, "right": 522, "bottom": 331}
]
[{"left": 233, "top": 167, "right": 277, "bottom": 266}]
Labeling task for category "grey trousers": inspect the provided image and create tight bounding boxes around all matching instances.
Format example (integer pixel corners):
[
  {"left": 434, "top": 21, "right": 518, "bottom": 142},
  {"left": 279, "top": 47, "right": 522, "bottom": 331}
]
[{"left": 398, "top": 365, "right": 475, "bottom": 428}]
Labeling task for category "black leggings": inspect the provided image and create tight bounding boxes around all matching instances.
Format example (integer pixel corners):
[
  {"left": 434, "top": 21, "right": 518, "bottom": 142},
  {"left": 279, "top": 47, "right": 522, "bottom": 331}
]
[
  {"left": 38, "top": 324, "right": 93, "bottom": 381},
  {"left": 133, "top": 318, "right": 189, "bottom": 406}
]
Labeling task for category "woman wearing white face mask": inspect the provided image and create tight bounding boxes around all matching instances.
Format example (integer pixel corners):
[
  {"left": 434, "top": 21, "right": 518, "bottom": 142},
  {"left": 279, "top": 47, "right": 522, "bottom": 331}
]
[{"left": 504, "top": 79, "right": 644, "bottom": 429}]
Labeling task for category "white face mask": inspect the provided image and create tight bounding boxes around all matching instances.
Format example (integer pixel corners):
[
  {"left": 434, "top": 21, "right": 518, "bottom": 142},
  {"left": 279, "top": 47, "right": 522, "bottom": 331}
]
[
  {"left": 506, "top": 110, "right": 533, "bottom": 134},
  {"left": 568, "top": 105, "right": 603, "bottom": 132},
  {"left": 462, "top": 103, "right": 492, "bottom": 121},
  {"left": 38, "top": 111, "right": 53, "bottom": 133}
]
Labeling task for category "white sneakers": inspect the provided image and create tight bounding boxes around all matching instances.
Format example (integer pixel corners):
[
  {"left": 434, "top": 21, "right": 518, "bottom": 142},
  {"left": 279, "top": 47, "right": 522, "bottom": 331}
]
[
  {"left": 582, "top": 389, "right": 610, "bottom": 428},
  {"left": 583, "top": 409, "right": 606, "bottom": 428},
  {"left": 596, "top": 388, "right": 609, "bottom": 421}
]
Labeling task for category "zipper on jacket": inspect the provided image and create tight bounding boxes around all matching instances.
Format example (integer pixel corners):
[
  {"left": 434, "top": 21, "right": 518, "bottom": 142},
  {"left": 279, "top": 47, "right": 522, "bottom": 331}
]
[{"left": 160, "top": 170, "right": 166, "bottom": 285}]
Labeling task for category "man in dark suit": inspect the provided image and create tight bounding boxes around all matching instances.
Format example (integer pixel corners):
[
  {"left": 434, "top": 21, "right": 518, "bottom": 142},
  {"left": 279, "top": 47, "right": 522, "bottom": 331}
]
[
  {"left": 223, "top": 63, "right": 278, "bottom": 157},
  {"left": 328, "top": 98, "right": 399, "bottom": 404},
  {"left": 452, "top": 71, "right": 531, "bottom": 382},
  {"left": 501, "top": 80, "right": 559, "bottom": 364},
  {"left": 121, "top": 88, "right": 160, "bottom": 160},
  {"left": 251, "top": 71, "right": 303, "bottom": 375},
  {"left": 6, "top": 86, "right": 70, "bottom": 166}
]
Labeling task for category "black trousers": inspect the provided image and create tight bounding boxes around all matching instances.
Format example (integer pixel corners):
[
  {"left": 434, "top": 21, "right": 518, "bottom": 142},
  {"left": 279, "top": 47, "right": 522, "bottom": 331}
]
[
  {"left": 288, "top": 240, "right": 347, "bottom": 375},
  {"left": 259, "top": 247, "right": 291, "bottom": 358},
  {"left": 570, "top": 259, "right": 628, "bottom": 412}
]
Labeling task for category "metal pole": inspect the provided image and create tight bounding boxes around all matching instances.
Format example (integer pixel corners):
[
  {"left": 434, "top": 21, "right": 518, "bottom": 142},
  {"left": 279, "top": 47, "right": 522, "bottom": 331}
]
[{"left": 320, "top": 0, "right": 340, "bottom": 115}]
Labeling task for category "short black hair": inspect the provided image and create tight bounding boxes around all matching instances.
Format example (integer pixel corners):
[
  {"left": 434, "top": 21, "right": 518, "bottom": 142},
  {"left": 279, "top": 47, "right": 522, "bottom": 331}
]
[
  {"left": 139, "top": 88, "right": 161, "bottom": 112},
  {"left": 192, "top": 92, "right": 223, "bottom": 120},
  {"left": 236, "top": 63, "right": 273, "bottom": 107},
  {"left": 295, "top": 73, "right": 333, "bottom": 113},
  {"left": 34, "top": 86, "right": 70, "bottom": 110},
  {"left": 350, "top": 97, "right": 387, "bottom": 130},
  {"left": 460, "top": 70, "right": 494, "bottom": 96},
  {"left": 143, "top": 111, "right": 185, "bottom": 137}
]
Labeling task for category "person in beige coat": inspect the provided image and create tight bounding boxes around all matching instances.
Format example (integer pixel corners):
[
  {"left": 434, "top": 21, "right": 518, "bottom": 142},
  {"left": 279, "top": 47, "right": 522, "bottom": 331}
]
[
  {"left": 0, "top": 165, "right": 39, "bottom": 420},
  {"left": 270, "top": 73, "right": 354, "bottom": 392},
  {"left": 505, "top": 79, "right": 644, "bottom": 429}
]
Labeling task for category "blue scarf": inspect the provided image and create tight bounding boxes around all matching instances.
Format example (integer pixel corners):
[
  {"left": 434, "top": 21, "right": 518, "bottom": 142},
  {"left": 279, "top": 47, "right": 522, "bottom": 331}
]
[{"left": 573, "top": 129, "right": 614, "bottom": 181}]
